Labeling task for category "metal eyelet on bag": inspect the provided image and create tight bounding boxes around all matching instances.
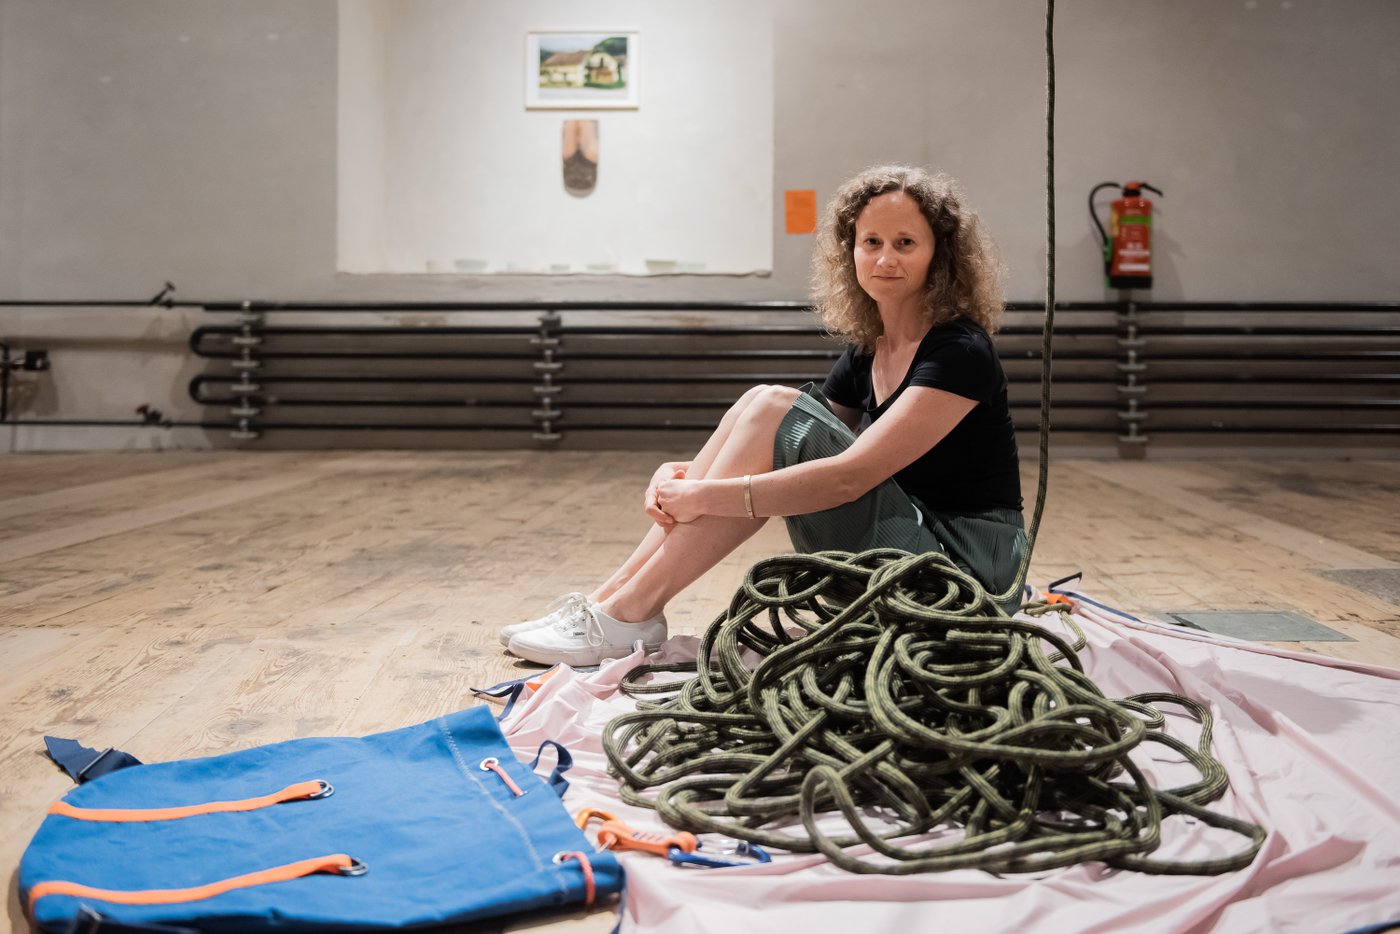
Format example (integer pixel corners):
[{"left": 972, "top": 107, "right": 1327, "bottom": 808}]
[
  {"left": 308, "top": 780, "right": 334, "bottom": 799},
  {"left": 339, "top": 858, "right": 369, "bottom": 876},
  {"left": 479, "top": 757, "right": 499, "bottom": 771}
]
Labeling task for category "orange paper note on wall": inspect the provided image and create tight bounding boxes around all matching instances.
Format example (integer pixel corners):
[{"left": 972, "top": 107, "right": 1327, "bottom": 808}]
[{"left": 785, "top": 190, "right": 817, "bottom": 235}]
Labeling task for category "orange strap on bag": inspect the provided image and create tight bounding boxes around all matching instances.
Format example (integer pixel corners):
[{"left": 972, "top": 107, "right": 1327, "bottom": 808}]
[
  {"left": 554, "top": 851, "right": 596, "bottom": 906},
  {"left": 28, "top": 853, "right": 362, "bottom": 914},
  {"left": 48, "top": 780, "right": 331, "bottom": 823},
  {"left": 479, "top": 758, "right": 526, "bottom": 797}
]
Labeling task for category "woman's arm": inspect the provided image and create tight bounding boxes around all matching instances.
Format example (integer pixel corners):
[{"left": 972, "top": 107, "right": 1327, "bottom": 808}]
[
  {"left": 826, "top": 398, "right": 863, "bottom": 432},
  {"left": 655, "top": 386, "right": 975, "bottom": 521}
]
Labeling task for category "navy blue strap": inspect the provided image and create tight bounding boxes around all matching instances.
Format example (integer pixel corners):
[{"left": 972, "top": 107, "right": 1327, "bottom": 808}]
[
  {"left": 608, "top": 870, "right": 629, "bottom": 934},
  {"left": 667, "top": 841, "right": 773, "bottom": 868},
  {"left": 494, "top": 682, "right": 528, "bottom": 722},
  {"left": 1053, "top": 589, "right": 1143, "bottom": 622},
  {"left": 61, "top": 906, "right": 197, "bottom": 934},
  {"left": 471, "top": 663, "right": 598, "bottom": 722},
  {"left": 1047, "top": 571, "right": 1083, "bottom": 591},
  {"left": 44, "top": 737, "right": 141, "bottom": 784},
  {"left": 470, "top": 669, "right": 545, "bottom": 722},
  {"left": 1340, "top": 922, "right": 1400, "bottom": 934},
  {"left": 527, "top": 740, "right": 573, "bottom": 798}
]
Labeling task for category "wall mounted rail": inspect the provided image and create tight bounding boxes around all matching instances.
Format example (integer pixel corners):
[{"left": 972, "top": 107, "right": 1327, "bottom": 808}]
[
  {"left": 181, "top": 302, "right": 1130, "bottom": 441},
  {"left": 2, "top": 296, "right": 1396, "bottom": 449}
]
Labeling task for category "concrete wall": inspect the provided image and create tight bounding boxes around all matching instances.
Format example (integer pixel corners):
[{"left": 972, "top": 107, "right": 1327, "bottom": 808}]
[
  {"left": 774, "top": 0, "right": 1400, "bottom": 303},
  {"left": 339, "top": 0, "right": 774, "bottom": 276},
  {"left": 1, "top": 0, "right": 1397, "bottom": 450}
]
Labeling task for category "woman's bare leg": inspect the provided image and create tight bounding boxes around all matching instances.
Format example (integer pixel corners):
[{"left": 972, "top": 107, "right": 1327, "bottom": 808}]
[
  {"left": 589, "top": 384, "right": 773, "bottom": 602},
  {"left": 598, "top": 385, "right": 799, "bottom": 622}
]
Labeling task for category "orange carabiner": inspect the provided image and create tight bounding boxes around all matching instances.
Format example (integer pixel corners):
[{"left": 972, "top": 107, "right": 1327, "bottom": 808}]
[
  {"left": 1042, "top": 592, "right": 1073, "bottom": 606},
  {"left": 574, "top": 807, "right": 618, "bottom": 831},
  {"left": 575, "top": 807, "right": 699, "bottom": 857}
]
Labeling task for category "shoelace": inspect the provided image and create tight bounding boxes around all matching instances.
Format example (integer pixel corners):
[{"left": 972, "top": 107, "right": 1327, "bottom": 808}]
[
  {"left": 546, "top": 591, "right": 589, "bottom": 616},
  {"left": 550, "top": 602, "right": 606, "bottom": 647}
]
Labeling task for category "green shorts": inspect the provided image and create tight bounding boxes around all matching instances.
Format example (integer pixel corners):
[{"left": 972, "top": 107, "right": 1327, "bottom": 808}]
[{"left": 773, "top": 385, "right": 1027, "bottom": 606}]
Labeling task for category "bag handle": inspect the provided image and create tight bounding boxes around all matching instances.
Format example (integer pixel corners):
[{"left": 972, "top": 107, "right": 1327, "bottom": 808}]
[
  {"left": 528, "top": 740, "right": 574, "bottom": 798},
  {"left": 29, "top": 853, "right": 364, "bottom": 915},
  {"left": 49, "top": 780, "right": 333, "bottom": 823}
]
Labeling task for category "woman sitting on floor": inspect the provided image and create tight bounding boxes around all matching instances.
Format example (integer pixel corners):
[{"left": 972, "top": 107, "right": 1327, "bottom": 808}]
[{"left": 501, "top": 164, "right": 1026, "bottom": 666}]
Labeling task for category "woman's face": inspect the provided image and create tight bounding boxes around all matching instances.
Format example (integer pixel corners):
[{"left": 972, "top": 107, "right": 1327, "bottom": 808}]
[{"left": 852, "top": 191, "right": 936, "bottom": 309}]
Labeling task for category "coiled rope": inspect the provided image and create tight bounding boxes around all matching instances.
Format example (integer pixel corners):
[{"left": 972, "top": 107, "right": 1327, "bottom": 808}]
[
  {"left": 603, "top": 549, "right": 1265, "bottom": 874},
  {"left": 601, "top": 0, "right": 1266, "bottom": 875}
]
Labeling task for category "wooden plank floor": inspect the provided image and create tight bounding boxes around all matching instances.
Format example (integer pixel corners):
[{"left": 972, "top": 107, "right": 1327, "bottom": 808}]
[{"left": 2, "top": 450, "right": 1398, "bottom": 933}]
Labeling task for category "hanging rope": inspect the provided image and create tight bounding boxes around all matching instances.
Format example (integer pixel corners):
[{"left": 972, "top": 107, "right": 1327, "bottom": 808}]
[
  {"left": 999, "top": 0, "right": 1057, "bottom": 608},
  {"left": 600, "top": 0, "right": 1266, "bottom": 876}
]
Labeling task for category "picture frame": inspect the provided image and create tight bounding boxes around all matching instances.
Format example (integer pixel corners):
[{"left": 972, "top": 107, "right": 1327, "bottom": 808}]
[{"left": 526, "top": 31, "right": 640, "bottom": 110}]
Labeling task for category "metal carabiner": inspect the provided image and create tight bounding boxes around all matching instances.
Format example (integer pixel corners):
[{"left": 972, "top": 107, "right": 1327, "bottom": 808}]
[
  {"left": 575, "top": 807, "right": 700, "bottom": 858},
  {"left": 666, "top": 840, "right": 772, "bottom": 869}
]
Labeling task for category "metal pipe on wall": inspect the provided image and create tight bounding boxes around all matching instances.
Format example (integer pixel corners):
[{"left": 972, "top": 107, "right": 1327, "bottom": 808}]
[{"left": 2, "top": 296, "right": 1397, "bottom": 446}]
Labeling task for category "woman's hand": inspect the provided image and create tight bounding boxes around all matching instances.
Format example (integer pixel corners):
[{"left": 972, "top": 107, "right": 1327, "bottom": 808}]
[
  {"left": 645, "top": 462, "right": 689, "bottom": 525},
  {"left": 653, "top": 477, "right": 706, "bottom": 524}
]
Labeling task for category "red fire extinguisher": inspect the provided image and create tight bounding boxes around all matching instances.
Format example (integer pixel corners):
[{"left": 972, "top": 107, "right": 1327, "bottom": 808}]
[{"left": 1090, "top": 181, "right": 1163, "bottom": 289}]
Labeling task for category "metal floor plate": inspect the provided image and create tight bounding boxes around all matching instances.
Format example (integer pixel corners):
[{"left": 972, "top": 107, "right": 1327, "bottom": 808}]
[
  {"left": 1315, "top": 568, "right": 1400, "bottom": 607},
  {"left": 1162, "top": 610, "right": 1353, "bottom": 642}
]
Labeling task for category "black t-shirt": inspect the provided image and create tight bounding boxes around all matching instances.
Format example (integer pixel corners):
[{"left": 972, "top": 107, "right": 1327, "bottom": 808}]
[{"left": 822, "top": 317, "right": 1022, "bottom": 514}]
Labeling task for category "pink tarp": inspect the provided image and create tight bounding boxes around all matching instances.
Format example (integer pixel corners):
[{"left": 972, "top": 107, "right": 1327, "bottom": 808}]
[{"left": 498, "top": 595, "right": 1400, "bottom": 933}]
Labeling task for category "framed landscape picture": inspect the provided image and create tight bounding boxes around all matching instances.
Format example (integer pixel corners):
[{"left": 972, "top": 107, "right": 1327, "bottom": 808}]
[{"left": 526, "top": 32, "right": 640, "bottom": 109}]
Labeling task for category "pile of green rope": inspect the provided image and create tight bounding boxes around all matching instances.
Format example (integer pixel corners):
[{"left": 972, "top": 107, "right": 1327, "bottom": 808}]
[{"left": 602, "top": 549, "right": 1266, "bottom": 874}]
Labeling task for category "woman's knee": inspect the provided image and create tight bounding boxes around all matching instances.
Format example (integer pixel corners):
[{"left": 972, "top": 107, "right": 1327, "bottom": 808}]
[
  {"left": 751, "top": 384, "right": 801, "bottom": 415},
  {"left": 735, "top": 382, "right": 778, "bottom": 411},
  {"left": 727, "top": 383, "right": 798, "bottom": 422},
  {"left": 738, "top": 384, "right": 802, "bottom": 429},
  {"left": 720, "top": 384, "right": 771, "bottom": 423}
]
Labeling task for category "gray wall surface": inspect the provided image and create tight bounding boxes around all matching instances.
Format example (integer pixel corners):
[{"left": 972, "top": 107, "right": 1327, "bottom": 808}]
[{"left": 1, "top": 0, "right": 1397, "bottom": 449}]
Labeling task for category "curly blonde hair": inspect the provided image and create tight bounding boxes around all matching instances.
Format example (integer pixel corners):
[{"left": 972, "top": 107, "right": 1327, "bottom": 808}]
[{"left": 811, "top": 165, "right": 1007, "bottom": 350}]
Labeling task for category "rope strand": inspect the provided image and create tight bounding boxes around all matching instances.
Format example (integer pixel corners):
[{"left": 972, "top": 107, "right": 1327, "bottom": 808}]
[
  {"left": 602, "top": 550, "right": 1265, "bottom": 875},
  {"left": 1004, "top": 0, "right": 1057, "bottom": 606}
]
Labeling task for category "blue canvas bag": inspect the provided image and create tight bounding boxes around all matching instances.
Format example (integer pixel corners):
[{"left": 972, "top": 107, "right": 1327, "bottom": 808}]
[{"left": 21, "top": 706, "right": 622, "bottom": 932}]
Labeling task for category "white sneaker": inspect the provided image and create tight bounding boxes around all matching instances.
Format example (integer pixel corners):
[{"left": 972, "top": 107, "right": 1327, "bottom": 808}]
[
  {"left": 507, "top": 601, "right": 667, "bottom": 667},
  {"left": 498, "top": 592, "right": 590, "bottom": 647}
]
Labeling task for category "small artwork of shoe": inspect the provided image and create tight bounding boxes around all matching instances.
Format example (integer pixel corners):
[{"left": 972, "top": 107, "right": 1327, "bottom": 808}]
[
  {"left": 507, "top": 601, "right": 666, "bottom": 668},
  {"left": 498, "top": 592, "right": 589, "bottom": 647}
]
